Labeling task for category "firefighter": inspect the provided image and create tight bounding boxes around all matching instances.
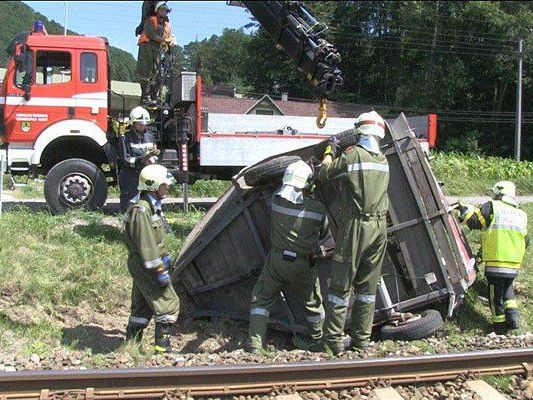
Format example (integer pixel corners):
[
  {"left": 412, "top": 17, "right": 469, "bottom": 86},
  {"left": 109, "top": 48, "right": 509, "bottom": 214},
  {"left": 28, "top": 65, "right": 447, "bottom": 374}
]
[
  {"left": 117, "top": 106, "right": 160, "bottom": 213},
  {"left": 314, "top": 111, "right": 389, "bottom": 354},
  {"left": 135, "top": 1, "right": 159, "bottom": 37},
  {"left": 458, "top": 181, "right": 529, "bottom": 333},
  {"left": 248, "top": 160, "right": 327, "bottom": 352},
  {"left": 123, "top": 164, "right": 180, "bottom": 353},
  {"left": 136, "top": 1, "right": 177, "bottom": 103}
]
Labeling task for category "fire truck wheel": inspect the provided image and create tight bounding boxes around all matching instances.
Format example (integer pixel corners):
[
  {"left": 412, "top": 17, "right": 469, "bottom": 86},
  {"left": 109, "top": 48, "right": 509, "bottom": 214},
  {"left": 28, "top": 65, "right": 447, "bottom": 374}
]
[
  {"left": 242, "top": 155, "right": 302, "bottom": 187},
  {"left": 44, "top": 158, "right": 108, "bottom": 215},
  {"left": 379, "top": 309, "right": 443, "bottom": 341}
]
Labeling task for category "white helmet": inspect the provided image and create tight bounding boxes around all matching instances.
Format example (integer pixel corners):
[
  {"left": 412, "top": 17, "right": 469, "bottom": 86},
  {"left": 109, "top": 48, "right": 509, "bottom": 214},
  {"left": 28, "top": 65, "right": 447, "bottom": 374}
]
[
  {"left": 491, "top": 181, "right": 516, "bottom": 198},
  {"left": 354, "top": 111, "right": 386, "bottom": 139},
  {"left": 155, "top": 1, "right": 169, "bottom": 11},
  {"left": 282, "top": 160, "right": 312, "bottom": 189},
  {"left": 138, "top": 164, "right": 176, "bottom": 191},
  {"left": 129, "top": 106, "right": 151, "bottom": 126}
]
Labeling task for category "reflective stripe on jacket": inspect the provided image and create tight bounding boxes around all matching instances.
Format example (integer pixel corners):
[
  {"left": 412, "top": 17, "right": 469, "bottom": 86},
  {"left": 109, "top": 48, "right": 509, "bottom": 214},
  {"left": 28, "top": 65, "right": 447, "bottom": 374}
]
[
  {"left": 482, "top": 200, "right": 527, "bottom": 269},
  {"left": 270, "top": 195, "right": 327, "bottom": 256},
  {"left": 318, "top": 144, "right": 389, "bottom": 218}
]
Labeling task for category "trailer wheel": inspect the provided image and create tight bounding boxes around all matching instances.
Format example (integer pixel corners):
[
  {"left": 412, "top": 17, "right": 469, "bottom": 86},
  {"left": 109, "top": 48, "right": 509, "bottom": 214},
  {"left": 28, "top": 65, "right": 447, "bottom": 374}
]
[
  {"left": 243, "top": 155, "right": 302, "bottom": 187},
  {"left": 380, "top": 309, "right": 443, "bottom": 341},
  {"left": 44, "top": 158, "right": 108, "bottom": 214},
  {"left": 314, "top": 128, "right": 361, "bottom": 158}
]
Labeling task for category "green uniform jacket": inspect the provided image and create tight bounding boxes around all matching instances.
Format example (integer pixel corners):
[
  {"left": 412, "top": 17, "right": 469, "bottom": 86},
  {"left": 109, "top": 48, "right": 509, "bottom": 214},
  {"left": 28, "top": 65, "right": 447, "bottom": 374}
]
[
  {"left": 124, "top": 197, "right": 166, "bottom": 270},
  {"left": 318, "top": 145, "right": 389, "bottom": 262},
  {"left": 270, "top": 195, "right": 328, "bottom": 256}
]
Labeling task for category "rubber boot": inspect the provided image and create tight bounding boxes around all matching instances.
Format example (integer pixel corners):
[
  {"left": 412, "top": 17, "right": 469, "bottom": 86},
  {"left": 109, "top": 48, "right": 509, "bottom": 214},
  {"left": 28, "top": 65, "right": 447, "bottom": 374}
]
[
  {"left": 348, "top": 338, "right": 369, "bottom": 352},
  {"left": 149, "top": 83, "right": 160, "bottom": 105},
  {"left": 491, "top": 322, "right": 508, "bottom": 335},
  {"left": 125, "top": 321, "right": 144, "bottom": 342},
  {"left": 154, "top": 322, "right": 173, "bottom": 353},
  {"left": 140, "top": 79, "right": 151, "bottom": 105},
  {"left": 505, "top": 309, "right": 520, "bottom": 330}
]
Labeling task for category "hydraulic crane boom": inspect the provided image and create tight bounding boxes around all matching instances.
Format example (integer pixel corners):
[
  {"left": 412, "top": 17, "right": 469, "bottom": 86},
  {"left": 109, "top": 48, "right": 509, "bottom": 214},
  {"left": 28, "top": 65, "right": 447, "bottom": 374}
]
[{"left": 239, "top": 1, "right": 343, "bottom": 98}]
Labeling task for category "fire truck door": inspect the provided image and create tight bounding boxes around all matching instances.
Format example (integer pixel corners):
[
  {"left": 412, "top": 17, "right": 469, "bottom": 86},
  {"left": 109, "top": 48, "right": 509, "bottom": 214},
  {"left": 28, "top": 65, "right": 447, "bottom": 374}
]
[{"left": 8, "top": 49, "right": 75, "bottom": 143}]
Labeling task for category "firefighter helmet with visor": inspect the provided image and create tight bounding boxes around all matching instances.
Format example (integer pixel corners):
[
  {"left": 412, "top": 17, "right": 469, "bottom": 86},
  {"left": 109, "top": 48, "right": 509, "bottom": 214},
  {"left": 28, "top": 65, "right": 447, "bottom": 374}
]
[
  {"left": 354, "top": 111, "right": 386, "bottom": 139},
  {"left": 282, "top": 160, "right": 313, "bottom": 189},
  {"left": 492, "top": 181, "right": 516, "bottom": 199},
  {"left": 138, "top": 165, "right": 176, "bottom": 191},
  {"left": 129, "top": 106, "right": 151, "bottom": 126}
]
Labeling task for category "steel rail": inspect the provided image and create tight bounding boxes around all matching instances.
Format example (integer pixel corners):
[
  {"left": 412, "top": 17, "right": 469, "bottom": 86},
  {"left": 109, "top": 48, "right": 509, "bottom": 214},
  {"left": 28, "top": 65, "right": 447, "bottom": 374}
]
[{"left": 0, "top": 349, "right": 532, "bottom": 399}]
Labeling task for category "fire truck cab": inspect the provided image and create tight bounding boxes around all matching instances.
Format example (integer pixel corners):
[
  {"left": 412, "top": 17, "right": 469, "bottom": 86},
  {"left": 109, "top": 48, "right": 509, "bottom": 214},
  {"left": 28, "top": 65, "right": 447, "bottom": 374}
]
[{"left": 1, "top": 28, "right": 115, "bottom": 212}]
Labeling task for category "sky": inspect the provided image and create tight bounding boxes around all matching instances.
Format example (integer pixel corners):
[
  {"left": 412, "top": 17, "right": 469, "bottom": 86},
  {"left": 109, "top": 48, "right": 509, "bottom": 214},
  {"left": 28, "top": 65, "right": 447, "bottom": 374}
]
[{"left": 23, "top": 1, "right": 253, "bottom": 57}]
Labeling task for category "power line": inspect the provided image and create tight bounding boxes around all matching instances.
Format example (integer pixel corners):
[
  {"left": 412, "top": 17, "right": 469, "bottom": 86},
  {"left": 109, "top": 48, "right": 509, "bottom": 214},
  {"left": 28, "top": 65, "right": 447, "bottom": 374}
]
[
  {"left": 335, "top": 41, "right": 514, "bottom": 58},
  {"left": 328, "top": 31, "right": 515, "bottom": 52}
]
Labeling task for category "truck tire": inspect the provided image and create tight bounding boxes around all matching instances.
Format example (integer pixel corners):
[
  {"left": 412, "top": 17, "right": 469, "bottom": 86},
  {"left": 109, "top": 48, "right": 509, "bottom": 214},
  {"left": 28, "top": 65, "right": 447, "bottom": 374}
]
[
  {"left": 380, "top": 309, "right": 443, "bottom": 341},
  {"left": 243, "top": 155, "right": 302, "bottom": 187},
  {"left": 44, "top": 158, "right": 108, "bottom": 214}
]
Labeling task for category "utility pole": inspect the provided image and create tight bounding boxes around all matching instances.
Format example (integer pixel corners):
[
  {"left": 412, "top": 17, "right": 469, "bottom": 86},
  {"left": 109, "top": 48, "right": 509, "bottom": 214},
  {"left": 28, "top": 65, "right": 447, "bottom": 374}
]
[
  {"left": 64, "top": 1, "right": 68, "bottom": 35},
  {"left": 515, "top": 36, "right": 524, "bottom": 161}
]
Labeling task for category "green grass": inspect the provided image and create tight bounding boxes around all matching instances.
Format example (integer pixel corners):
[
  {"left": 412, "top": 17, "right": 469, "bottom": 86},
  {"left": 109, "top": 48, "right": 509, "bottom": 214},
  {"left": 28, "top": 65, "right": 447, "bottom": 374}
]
[
  {"left": 0, "top": 207, "right": 203, "bottom": 357},
  {"left": 2, "top": 174, "right": 231, "bottom": 199},
  {"left": 482, "top": 375, "right": 514, "bottom": 393},
  {"left": 431, "top": 152, "right": 533, "bottom": 196},
  {"left": 0, "top": 203, "right": 530, "bottom": 361}
]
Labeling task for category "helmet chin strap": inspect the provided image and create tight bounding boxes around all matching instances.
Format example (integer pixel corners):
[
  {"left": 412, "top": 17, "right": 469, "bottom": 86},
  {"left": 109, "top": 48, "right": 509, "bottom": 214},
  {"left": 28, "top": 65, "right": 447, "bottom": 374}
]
[{"left": 358, "top": 134, "right": 381, "bottom": 154}]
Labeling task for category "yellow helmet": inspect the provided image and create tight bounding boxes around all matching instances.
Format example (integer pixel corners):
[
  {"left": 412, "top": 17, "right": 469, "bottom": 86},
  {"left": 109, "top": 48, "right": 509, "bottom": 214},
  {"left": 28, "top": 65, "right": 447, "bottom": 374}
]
[
  {"left": 354, "top": 111, "right": 386, "bottom": 139},
  {"left": 491, "top": 181, "right": 516, "bottom": 198},
  {"left": 129, "top": 106, "right": 151, "bottom": 126},
  {"left": 138, "top": 164, "right": 176, "bottom": 191},
  {"left": 282, "top": 160, "right": 312, "bottom": 189}
]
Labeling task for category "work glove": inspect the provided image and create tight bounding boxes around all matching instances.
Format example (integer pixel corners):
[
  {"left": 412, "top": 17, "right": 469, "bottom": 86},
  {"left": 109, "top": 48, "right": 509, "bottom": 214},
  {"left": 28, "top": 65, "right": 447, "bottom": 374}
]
[
  {"left": 144, "top": 148, "right": 161, "bottom": 157},
  {"left": 155, "top": 266, "right": 171, "bottom": 287},
  {"left": 162, "top": 253, "right": 173, "bottom": 269},
  {"left": 167, "top": 34, "right": 177, "bottom": 47},
  {"left": 323, "top": 135, "right": 340, "bottom": 158},
  {"left": 458, "top": 203, "right": 475, "bottom": 223}
]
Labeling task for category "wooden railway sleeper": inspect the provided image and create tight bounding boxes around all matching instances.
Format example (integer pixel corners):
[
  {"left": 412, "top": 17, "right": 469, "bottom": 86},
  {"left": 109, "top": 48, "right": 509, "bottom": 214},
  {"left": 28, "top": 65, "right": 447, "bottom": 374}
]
[{"left": 523, "top": 362, "right": 532, "bottom": 378}]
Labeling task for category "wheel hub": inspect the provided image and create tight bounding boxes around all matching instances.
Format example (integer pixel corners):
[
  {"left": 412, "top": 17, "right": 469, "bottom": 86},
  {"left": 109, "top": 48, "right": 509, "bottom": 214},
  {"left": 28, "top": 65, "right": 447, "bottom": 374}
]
[{"left": 60, "top": 173, "right": 92, "bottom": 205}]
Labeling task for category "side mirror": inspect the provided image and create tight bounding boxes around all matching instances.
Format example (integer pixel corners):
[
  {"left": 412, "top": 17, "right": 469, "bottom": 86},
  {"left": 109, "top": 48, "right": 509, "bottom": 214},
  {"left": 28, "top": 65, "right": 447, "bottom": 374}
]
[{"left": 23, "top": 85, "right": 31, "bottom": 101}]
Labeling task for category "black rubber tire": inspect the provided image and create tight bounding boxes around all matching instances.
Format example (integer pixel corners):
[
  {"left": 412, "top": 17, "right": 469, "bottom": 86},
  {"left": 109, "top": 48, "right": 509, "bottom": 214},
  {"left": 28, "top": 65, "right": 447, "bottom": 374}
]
[
  {"left": 242, "top": 155, "right": 302, "bottom": 187},
  {"left": 380, "top": 309, "right": 443, "bottom": 341},
  {"left": 44, "top": 158, "right": 108, "bottom": 215},
  {"left": 314, "top": 128, "right": 360, "bottom": 158}
]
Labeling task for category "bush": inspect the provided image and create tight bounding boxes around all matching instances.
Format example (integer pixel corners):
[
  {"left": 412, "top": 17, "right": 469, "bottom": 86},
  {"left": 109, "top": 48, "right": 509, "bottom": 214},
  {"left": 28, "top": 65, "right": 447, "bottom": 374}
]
[{"left": 431, "top": 151, "right": 533, "bottom": 196}]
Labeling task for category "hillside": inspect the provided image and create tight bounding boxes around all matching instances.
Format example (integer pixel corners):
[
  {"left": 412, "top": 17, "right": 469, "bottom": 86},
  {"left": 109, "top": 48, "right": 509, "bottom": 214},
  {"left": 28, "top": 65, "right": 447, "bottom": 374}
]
[{"left": 0, "top": 1, "right": 137, "bottom": 82}]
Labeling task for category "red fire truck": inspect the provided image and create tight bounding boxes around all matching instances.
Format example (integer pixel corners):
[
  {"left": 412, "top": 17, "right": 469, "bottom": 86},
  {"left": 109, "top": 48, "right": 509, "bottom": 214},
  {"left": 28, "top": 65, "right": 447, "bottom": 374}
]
[{"left": 0, "top": 2, "right": 436, "bottom": 214}]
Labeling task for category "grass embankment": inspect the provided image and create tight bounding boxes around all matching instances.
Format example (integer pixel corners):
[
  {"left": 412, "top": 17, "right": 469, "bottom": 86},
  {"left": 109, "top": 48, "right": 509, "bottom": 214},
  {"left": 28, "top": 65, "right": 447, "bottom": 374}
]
[
  {"left": 3, "top": 153, "right": 532, "bottom": 199},
  {"left": 1, "top": 177, "right": 231, "bottom": 200},
  {"left": 0, "top": 204, "right": 531, "bottom": 360},
  {"left": 431, "top": 152, "right": 533, "bottom": 196},
  {"left": 0, "top": 209, "right": 203, "bottom": 357}
]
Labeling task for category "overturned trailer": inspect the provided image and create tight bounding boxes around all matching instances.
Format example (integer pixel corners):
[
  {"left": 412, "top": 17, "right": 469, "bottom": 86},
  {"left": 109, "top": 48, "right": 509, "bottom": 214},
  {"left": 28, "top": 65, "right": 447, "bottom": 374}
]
[{"left": 174, "top": 114, "right": 476, "bottom": 340}]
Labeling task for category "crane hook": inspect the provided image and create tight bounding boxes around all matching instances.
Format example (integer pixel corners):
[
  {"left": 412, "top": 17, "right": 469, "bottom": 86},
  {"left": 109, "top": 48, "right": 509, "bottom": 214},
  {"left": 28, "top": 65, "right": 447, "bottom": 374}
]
[{"left": 316, "top": 98, "right": 328, "bottom": 129}]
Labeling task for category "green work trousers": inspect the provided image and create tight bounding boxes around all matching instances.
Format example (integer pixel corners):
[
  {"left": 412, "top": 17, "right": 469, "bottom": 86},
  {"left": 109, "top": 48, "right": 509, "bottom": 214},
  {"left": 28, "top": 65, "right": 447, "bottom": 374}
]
[
  {"left": 249, "top": 250, "right": 324, "bottom": 350},
  {"left": 137, "top": 41, "right": 161, "bottom": 81},
  {"left": 127, "top": 255, "right": 180, "bottom": 326},
  {"left": 322, "top": 217, "right": 387, "bottom": 349}
]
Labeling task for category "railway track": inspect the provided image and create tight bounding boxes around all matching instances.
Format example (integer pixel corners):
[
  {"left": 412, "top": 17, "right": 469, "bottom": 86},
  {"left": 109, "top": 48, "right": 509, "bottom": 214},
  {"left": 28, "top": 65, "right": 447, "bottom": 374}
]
[{"left": 0, "top": 348, "right": 531, "bottom": 399}]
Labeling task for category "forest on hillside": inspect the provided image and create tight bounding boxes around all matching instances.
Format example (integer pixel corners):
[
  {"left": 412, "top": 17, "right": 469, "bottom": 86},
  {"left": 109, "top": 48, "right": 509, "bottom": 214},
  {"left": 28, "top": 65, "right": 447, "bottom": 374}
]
[{"left": 0, "top": 1, "right": 138, "bottom": 82}]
